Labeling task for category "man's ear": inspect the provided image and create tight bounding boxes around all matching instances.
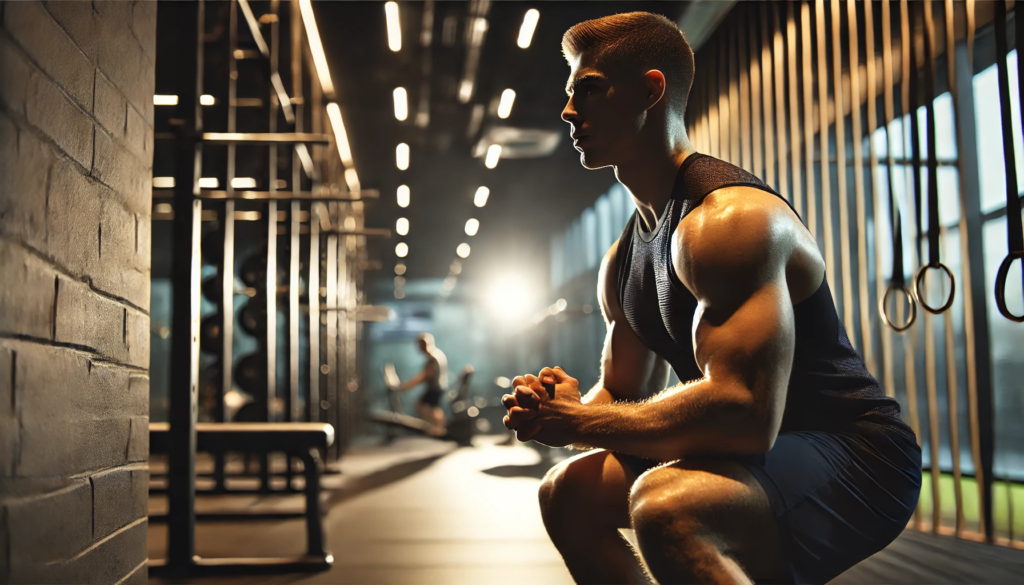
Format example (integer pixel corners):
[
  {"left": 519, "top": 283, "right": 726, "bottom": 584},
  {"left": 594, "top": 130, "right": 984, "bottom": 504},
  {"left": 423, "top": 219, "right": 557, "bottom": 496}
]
[{"left": 644, "top": 70, "right": 667, "bottom": 110}]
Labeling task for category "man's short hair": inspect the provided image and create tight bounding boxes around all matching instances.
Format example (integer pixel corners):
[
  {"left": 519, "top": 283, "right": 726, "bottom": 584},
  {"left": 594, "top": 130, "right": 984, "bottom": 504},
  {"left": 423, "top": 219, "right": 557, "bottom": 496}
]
[{"left": 562, "top": 12, "right": 695, "bottom": 115}]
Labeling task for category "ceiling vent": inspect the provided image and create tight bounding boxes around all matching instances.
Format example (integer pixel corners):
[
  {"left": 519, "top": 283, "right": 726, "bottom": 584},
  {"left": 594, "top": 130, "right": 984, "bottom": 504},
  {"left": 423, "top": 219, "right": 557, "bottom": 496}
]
[{"left": 472, "top": 126, "right": 562, "bottom": 159}]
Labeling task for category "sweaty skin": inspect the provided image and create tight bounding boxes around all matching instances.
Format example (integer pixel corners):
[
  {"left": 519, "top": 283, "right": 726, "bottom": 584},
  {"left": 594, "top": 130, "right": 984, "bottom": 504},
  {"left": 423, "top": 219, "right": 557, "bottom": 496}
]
[
  {"left": 499, "top": 35, "right": 829, "bottom": 584},
  {"left": 504, "top": 187, "right": 825, "bottom": 460}
]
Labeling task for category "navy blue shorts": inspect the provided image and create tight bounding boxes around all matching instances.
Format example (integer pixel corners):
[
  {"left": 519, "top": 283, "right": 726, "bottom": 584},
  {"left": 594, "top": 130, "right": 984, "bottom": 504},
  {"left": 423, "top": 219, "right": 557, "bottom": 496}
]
[{"left": 620, "top": 422, "right": 922, "bottom": 584}]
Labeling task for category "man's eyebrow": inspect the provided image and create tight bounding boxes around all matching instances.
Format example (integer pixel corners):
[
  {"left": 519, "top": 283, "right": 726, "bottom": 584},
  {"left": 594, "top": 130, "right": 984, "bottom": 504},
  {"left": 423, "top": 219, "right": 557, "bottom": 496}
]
[{"left": 565, "top": 74, "right": 604, "bottom": 95}]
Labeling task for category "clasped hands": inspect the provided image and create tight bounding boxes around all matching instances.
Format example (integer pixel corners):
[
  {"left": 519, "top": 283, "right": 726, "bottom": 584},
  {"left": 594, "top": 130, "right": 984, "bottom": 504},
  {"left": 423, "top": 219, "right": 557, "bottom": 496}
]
[{"left": 501, "top": 366, "right": 583, "bottom": 447}]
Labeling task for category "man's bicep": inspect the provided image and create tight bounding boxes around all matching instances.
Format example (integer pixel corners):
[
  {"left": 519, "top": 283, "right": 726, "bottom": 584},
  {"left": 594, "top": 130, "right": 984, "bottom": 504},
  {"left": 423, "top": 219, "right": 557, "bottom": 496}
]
[{"left": 597, "top": 242, "right": 669, "bottom": 401}]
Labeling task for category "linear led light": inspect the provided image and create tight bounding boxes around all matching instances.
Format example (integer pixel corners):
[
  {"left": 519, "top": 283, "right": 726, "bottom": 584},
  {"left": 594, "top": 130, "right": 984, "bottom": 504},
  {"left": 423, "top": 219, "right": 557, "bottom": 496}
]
[
  {"left": 231, "top": 177, "right": 257, "bottom": 189},
  {"left": 458, "top": 79, "right": 474, "bottom": 104},
  {"left": 154, "top": 95, "right": 178, "bottom": 106},
  {"left": 396, "top": 217, "right": 409, "bottom": 236},
  {"left": 344, "top": 168, "right": 361, "bottom": 193},
  {"left": 270, "top": 72, "right": 296, "bottom": 124},
  {"left": 473, "top": 186, "right": 489, "bottom": 207},
  {"left": 396, "top": 242, "right": 409, "bottom": 258},
  {"left": 153, "top": 177, "right": 175, "bottom": 188},
  {"left": 199, "top": 177, "right": 219, "bottom": 189},
  {"left": 385, "top": 2, "right": 402, "bottom": 52},
  {"left": 518, "top": 9, "right": 540, "bottom": 49},
  {"left": 397, "top": 185, "right": 410, "bottom": 207},
  {"left": 484, "top": 144, "right": 502, "bottom": 169},
  {"left": 325, "top": 102, "right": 354, "bottom": 166},
  {"left": 464, "top": 218, "right": 479, "bottom": 236},
  {"left": 396, "top": 143, "right": 410, "bottom": 170},
  {"left": 238, "top": 0, "right": 270, "bottom": 57},
  {"left": 497, "top": 89, "right": 516, "bottom": 119},
  {"left": 295, "top": 144, "right": 315, "bottom": 178},
  {"left": 456, "top": 243, "right": 471, "bottom": 258},
  {"left": 298, "top": 0, "right": 336, "bottom": 98},
  {"left": 393, "top": 87, "right": 408, "bottom": 121},
  {"left": 200, "top": 94, "right": 216, "bottom": 106}
]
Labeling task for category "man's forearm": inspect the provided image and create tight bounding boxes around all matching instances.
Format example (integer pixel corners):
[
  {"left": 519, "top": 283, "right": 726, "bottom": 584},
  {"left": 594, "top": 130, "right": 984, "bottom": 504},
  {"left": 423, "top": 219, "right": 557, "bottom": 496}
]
[{"left": 569, "top": 378, "right": 772, "bottom": 461}]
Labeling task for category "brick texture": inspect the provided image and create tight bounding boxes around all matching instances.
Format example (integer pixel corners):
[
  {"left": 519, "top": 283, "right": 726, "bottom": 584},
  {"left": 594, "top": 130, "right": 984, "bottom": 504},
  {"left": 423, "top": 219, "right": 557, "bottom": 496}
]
[{"left": 0, "top": 2, "right": 154, "bottom": 581}]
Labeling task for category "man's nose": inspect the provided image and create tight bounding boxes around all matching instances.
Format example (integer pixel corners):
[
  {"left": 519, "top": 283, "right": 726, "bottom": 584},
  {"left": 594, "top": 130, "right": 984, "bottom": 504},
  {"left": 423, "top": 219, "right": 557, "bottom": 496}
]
[{"left": 561, "top": 97, "right": 576, "bottom": 123}]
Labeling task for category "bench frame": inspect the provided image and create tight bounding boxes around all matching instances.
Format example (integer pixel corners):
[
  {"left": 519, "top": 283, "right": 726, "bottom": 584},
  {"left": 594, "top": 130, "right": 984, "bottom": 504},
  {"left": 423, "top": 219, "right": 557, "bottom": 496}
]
[{"left": 149, "top": 422, "right": 334, "bottom": 574}]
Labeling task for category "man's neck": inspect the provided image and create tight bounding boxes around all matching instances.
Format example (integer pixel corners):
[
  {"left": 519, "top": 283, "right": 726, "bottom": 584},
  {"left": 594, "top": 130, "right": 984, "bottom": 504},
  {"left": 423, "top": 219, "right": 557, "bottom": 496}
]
[{"left": 614, "top": 140, "right": 696, "bottom": 231}]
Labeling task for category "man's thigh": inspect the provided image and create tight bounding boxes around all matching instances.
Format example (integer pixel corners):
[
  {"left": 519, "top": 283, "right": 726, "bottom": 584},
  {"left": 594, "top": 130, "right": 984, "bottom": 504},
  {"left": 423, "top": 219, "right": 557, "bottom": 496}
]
[{"left": 630, "top": 457, "right": 788, "bottom": 580}]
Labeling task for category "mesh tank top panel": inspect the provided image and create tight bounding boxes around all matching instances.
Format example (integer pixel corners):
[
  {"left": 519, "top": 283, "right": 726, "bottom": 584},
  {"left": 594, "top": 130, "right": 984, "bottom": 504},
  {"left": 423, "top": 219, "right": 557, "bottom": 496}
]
[{"left": 615, "top": 154, "right": 913, "bottom": 439}]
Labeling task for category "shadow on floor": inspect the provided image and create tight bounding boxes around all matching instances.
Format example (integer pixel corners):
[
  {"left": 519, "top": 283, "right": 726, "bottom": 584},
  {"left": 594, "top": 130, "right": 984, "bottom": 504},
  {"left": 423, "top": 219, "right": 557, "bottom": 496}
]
[
  {"left": 324, "top": 452, "right": 449, "bottom": 507},
  {"left": 479, "top": 461, "right": 556, "bottom": 480}
]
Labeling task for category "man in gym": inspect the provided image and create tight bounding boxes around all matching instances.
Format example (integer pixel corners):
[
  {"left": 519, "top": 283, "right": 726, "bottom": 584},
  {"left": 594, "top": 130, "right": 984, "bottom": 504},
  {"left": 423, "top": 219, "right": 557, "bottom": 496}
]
[
  {"left": 502, "top": 12, "right": 921, "bottom": 585},
  {"left": 399, "top": 333, "right": 448, "bottom": 436}
]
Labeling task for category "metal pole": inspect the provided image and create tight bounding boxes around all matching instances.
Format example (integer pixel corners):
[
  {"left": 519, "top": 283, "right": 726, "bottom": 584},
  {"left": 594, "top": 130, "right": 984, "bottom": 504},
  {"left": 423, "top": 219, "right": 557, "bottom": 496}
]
[
  {"left": 816, "top": 0, "right": 837, "bottom": 302},
  {"left": 848, "top": 0, "right": 878, "bottom": 376},
  {"left": 167, "top": 0, "right": 204, "bottom": 570}
]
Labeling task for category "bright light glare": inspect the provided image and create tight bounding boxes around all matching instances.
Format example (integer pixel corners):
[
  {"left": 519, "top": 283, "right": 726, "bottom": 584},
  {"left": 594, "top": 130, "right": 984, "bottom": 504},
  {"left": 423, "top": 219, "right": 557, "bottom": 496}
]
[
  {"left": 394, "top": 276, "right": 406, "bottom": 286},
  {"left": 199, "top": 177, "right": 219, "bottom": 189},
  {"left": 154, "top": 95, "right": 178, "bottom": 105},
  {"left": 395, "top": 242, "right": 409, "bottom": 258},
  {"left": 299, "top": 0, "right": 336, "bottom": 97},
  {"left": 325, "top": 102, "right": 354, "bottom": 166},
  {"left": 456, "top": 243, "right": 471, "bottom": 258},
  {"left": 231, "top": 177, "right": 257, "bottom": 189},
  {"left": 464, "top": 218, "right": 479, "bottom": 236},
  {"left": 200, "top": 94, "right": 216, "bottom": 106},
  {"left": 473, "top": 186, "right": 490, "bottom": 207},
  {"left": 517, "top": 9, "right": 540, "bottom": 49},
  {"left": 397, "top": 184, "right": 410, "bottom": 207},
  {"left": 385, "top": 2, "right": 402, "bottom": 52},
  {"left": 395, "top": 262, "right": 407, "bottom": 275},
  {"left": 396, "top": 217, "right": 409, "bottom": 236},
  {"left": 393, "top": 87, "right": 408, "bottom": 120},
  {"left": 497, "top": 89, "right": 516, "bottom": 119},
  {"left": 395, "top": 288, "right": 406, "bottom": 299},
  {"left": 153, "top": 177, "right": 175, "bottom": 188},
  {"left": 495, "top": 376, "right": 511, "bottom": 388},
  {"left": 487, "top": 275, "right": 533, "bottom": 319},
  {"left": 396, "top": 143, "right": 410, "bottom": 170},
  {"left": 484, "top": 144, "right": 502, "bottom": 169},
  {"left": 555, "top": 298, "right": 568, "bottom": 312}
]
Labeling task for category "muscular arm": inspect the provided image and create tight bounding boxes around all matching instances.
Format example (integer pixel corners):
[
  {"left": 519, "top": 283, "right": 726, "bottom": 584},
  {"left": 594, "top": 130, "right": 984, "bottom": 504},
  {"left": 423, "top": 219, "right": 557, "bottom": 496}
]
[
  {"left": 583, "top": 241, "right": 670, "bottom": 406},
  {"left": 561, "top": 189, "right": 805, "bottom": 460}
]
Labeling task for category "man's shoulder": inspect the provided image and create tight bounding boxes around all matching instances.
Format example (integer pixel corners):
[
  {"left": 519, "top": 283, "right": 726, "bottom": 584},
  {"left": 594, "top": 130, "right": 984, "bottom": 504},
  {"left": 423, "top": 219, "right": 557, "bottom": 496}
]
[{"left": 671, "top": 186, "right": 798, "bottom": 294}]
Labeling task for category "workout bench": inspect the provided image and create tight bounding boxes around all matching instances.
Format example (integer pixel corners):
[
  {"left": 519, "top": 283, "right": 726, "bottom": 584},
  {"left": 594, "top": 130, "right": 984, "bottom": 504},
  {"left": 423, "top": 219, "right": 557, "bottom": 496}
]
[{"left": 149, "top": 422, "right": 334, "bottom": 571}]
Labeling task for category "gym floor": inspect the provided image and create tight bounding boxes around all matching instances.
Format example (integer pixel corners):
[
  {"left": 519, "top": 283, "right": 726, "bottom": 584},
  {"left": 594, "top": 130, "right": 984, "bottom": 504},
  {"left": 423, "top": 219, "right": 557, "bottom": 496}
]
[{"left": 148, "top": 435, "right": 1024, "bottom": 584}]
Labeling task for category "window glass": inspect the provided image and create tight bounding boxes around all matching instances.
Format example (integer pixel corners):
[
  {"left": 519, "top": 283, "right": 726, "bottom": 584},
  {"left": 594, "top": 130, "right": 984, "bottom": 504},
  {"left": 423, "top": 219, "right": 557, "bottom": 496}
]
[
  {"left": 973, "top": 50, "right": 1024, "bottom": 214},
  {"left": 982, "top": 213, "right": 1024, "bottom": 480}
]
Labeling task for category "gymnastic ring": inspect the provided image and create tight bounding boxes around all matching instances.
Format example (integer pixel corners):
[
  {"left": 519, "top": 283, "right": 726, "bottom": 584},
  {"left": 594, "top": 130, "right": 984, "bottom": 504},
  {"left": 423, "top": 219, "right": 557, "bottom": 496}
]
[
  {"left": 914, "top": 262, "right": 956, "bottom": 315},
  {"left": 879, "top": 283, "right": 918, "bottom": 332},
  {"left": 994, "top": 251, "right": 1024, "bottom": 323}
]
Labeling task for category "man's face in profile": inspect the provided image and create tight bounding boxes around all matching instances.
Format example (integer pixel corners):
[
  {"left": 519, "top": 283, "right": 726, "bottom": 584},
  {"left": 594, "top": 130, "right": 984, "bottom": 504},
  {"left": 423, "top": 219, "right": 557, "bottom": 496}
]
[{"left": 561, "top": 54, "right": 649, "bottom": 170}]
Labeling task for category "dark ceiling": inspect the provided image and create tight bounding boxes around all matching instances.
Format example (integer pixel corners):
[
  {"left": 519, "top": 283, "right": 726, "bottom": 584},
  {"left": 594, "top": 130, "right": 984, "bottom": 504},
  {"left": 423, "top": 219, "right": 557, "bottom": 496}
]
[{"left": 315, "top": 1, "right": 688, "bottom": 294}]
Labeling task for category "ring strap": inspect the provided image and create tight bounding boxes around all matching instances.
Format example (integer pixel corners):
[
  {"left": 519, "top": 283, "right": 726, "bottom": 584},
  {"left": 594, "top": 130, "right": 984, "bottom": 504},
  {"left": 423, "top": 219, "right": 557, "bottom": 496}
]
[{"left": 993, "top": 2, "right": 1024, "bottom": 322}]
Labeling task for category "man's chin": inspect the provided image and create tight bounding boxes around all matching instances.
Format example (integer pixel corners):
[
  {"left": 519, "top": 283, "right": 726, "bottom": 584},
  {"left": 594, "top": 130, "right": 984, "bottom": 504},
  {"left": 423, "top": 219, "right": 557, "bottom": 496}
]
[{"left": 578, "top": 152, "right": 612, "bottom": 170}]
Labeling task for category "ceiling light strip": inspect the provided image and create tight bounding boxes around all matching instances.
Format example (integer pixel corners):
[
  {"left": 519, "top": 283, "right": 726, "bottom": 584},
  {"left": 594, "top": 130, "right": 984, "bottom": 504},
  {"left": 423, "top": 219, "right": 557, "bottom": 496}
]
[{"left": 298, "top": 0, "right": 336, "bottom": 98}]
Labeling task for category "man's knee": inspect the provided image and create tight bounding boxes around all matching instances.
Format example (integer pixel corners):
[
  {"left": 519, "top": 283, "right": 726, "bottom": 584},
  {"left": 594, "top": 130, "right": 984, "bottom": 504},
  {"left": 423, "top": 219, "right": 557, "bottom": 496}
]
[
  {"left": 538, "top": 450, "right": 629, "bottom": 533},
  {"left": 628, "top": 464, "right": 704, "bottom": 543}
]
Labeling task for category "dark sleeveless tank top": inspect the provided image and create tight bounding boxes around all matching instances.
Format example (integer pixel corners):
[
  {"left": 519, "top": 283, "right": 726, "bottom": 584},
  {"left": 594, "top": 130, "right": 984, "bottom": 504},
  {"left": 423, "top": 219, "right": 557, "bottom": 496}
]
[{"left": 615, "top": 153, "right": 913, "bottom": 439}]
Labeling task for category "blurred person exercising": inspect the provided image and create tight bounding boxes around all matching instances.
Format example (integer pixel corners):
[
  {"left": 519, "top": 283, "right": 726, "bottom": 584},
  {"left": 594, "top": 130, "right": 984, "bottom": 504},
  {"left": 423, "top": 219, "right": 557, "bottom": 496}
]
[
  {"left": 501, "top": 12, "right": 921, "bottom": 585},
  {"left": 399, "top": 333, "right": 448, "bottom": 436}
]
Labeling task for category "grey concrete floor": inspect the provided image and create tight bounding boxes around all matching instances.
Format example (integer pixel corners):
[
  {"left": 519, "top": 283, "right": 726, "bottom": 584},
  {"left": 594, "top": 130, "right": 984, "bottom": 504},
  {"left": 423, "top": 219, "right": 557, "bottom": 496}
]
[{"left": 148, "top": 435, "right": 1024, "bottom": 584}]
